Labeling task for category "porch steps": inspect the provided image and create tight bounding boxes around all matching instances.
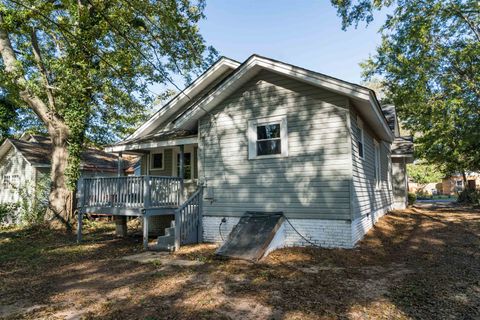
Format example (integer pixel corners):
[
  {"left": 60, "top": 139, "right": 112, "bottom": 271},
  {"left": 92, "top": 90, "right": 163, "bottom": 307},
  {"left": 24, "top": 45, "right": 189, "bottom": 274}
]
[{"left": 153, "top": 221, "right": 176, "bottom": 251}]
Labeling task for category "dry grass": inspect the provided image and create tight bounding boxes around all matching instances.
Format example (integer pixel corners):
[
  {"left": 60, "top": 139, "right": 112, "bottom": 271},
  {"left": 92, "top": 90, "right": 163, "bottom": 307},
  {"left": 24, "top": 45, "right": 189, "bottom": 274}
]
[{"left": 0, "top": 204, "right": 479, "bottom": 319}]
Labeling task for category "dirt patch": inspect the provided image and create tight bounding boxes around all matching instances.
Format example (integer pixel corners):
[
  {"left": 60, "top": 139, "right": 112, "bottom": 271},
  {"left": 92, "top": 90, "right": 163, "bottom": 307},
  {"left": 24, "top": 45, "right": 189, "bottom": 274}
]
[
  {"left": 1, "top": 205, "right": 479, "bottom": 319},
  {"left": 121, "top": 251, "right": 205, "bottom": 266}
]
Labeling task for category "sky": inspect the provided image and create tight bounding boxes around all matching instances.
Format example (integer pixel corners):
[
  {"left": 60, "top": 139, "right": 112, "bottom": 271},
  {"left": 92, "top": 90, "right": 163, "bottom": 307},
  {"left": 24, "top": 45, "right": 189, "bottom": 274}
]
[
  {"left": 151, "top": 1, "right": 390, "bottom": 100},
  {"left": 199, "top": 0, "right": 388, "bottom": 84}
]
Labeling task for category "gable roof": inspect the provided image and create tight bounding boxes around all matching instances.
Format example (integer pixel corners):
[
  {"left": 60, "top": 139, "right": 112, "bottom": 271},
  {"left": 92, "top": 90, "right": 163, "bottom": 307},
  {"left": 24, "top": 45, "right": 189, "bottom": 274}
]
[
  {"left": 172, "top": 54, "right": 394, "bottom": 142},
  {"left": 126, "top": 57, "right": 240, "bottom": 142},
  {"left": 107, "top": 54, "right": 395, "bottom": 152},
  {"left": 0, "top": 136, "right": 135, "bottom": 172},
  {"left": 381, "top": 105, "right": 397, "bottom": 133},
  {"left": 380, "top": 105, "right": 414, "bottom": 160},
  {"left": 392, "top": 136, "right": 414, "bottom": 157}
]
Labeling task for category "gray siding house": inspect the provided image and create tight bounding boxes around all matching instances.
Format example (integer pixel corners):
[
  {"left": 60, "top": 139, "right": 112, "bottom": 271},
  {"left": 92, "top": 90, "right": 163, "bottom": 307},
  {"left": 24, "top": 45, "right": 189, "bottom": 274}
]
[
  {"left": 0, "top": 134, "right": 135, "bottom": 224},
  {"left": 83, "top": 55, "right": 412, "bottom": 250}
]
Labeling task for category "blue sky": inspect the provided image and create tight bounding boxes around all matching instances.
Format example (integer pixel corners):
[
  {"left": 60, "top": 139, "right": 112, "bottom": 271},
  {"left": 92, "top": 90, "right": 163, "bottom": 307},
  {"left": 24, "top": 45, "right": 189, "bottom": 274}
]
[
  {"left": 151, "top": 1, "right": 389, "bottom": 99},
  {"left": 199, "top": 1, "right": 388, "bottom": 84}
]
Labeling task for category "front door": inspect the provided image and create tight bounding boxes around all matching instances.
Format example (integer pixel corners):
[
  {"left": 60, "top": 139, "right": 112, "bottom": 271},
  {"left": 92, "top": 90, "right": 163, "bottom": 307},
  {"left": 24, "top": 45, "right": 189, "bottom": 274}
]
[
  {"left": 177, "top": 152, "right": 192, "bottom": 180},
  {"left": 173, "top": 145, "right": 198, "bottom": 180}
]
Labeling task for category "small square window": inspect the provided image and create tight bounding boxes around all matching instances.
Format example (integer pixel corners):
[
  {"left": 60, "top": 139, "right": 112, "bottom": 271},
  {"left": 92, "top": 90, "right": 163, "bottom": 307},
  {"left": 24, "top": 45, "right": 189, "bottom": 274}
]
[
  {"left": 256, "top": 123, "right": 281, "bottom": 156},
  {"left": 2, "top": 175, "right": 10, "bottom": 189},
  {"left": 151, "top": 153, "right": 163, "bottom": 170},
  {"left": 248, "top": 116, "right": 288, "bottom": 159}
]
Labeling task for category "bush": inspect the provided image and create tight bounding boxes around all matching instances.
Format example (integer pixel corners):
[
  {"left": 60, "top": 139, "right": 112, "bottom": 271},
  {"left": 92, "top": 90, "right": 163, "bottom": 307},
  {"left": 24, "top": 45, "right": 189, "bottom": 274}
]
[
  {"left": 457, "top": 189, "right": 480, "bottom": 205},
  {"left": 408, "top": 192, "right": 417, "bottom": 205},
  {"left": 0, "top": 203, "right": 19, "bottom": 225}
]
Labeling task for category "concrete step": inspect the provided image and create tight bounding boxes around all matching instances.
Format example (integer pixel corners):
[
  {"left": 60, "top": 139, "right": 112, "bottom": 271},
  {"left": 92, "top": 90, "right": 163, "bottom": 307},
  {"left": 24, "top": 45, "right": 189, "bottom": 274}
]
[
  {"left": 164, "top": 227, "right": 175, "bottom": 237},
  {"left": 155, "top": 221, "right": 176, "bottom": 251}
]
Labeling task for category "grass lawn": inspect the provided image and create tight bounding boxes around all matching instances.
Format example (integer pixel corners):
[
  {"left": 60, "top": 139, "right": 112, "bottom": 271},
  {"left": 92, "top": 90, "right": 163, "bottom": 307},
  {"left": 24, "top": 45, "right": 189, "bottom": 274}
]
[{"left": 0, "top": 204, "right": 479, "bottom": 319}]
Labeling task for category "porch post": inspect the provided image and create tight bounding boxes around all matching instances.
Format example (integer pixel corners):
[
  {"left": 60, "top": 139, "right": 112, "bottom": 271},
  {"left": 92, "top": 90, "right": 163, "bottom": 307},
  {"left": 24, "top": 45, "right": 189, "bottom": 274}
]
[
  {"left": 115, "top": 216, "right": 127, "bottom": 237},
  {"left": 174, "top": 210, "right": 181, "bottom": 251},
  {"left": 76, "top": 210, "right": 83, "bottom": 243},
  {"left": 179, "top": 145, "right": 185, "bottom": 202},
  {"left": 143, "top": 213, "right": 149, "bottom": 250},
  {"left": 179, "top": 145, "right": 185, "bottom": 179},
  {"left": 117, "top": 152, "right": 123, "bottom": 176}
]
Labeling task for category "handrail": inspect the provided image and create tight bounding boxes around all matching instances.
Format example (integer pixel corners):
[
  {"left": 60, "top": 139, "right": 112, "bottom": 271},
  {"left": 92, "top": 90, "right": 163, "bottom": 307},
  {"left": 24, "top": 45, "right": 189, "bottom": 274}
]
[
  {"left": 81, "top": 175, "right": 183, "bottom": 209},
  {"left": 174, "top": 186, "right": 203, "bottom": 250}
]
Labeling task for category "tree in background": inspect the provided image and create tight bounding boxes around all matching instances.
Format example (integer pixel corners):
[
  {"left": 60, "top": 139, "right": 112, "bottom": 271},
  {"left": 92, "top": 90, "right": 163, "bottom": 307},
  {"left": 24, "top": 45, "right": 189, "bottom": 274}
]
[
  {"left": 408, "top": 162, "right": 444, "bottom": 185},
  {"left": 0, "top": 92, "right": 16, "bottom": 142},
  {"left": 331, "top": 0, "right": 480, "bottom": 176},
  {"left": 0, "top": 0, "right": 217, "bottom": 229}
]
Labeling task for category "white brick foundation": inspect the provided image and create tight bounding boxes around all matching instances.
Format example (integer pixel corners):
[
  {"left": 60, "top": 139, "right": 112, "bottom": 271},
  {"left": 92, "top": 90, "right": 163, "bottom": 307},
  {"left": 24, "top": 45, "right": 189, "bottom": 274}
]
[
  {"left": 203, "top": 205, "right": 392, "bottom": 249},
  {"left": 351, "top": 204, "right": 392, "bottom": 244},
  {"left": 203, "top": 216, "right": 354, "bottom": 248},
  {"left": 202, "top": 216, "right": 240, "bottom": 243},
  {"left": 283, "top": 218, "right": 353, "bottom": 248}
]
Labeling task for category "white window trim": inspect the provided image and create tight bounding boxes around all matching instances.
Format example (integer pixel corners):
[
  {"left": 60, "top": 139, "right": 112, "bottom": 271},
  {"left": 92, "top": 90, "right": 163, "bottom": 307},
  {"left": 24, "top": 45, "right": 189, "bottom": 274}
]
[
  {"left": 150, "top": 152, "right": 164, "bottom": 170},
  {"left": 248, "top": 115, "right": 288, "bottom": 160},
  {"left": 357, "top": 116, "right": 365, "bottom": 160},
  {"left": 374, "top": 140, "right": 381, "bottom": 190},
  {"left": 2, "top": 175, "right": 10, "bottom": 189}
]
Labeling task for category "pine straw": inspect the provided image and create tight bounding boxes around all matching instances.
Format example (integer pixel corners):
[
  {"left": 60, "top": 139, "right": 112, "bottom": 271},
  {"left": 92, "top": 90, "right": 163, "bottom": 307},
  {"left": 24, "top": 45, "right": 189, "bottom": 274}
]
[{"left": 0, "top": 204, "right": 479, "bottom": 320}]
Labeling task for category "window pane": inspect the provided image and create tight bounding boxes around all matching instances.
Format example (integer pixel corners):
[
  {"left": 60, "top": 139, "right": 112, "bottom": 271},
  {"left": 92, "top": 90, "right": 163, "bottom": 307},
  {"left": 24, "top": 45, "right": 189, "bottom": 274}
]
[
  {"left": 257, "top": 124, "right": 280, "bottom": 140},
  {"left": 358, "top": 141, "right": 364, "bottom": 158},
  {"left": 152, "top": 154, "right": 163, "bottom": 168},
  {"left": 257, "top": 140, "right": 281, "bottom": 156}
]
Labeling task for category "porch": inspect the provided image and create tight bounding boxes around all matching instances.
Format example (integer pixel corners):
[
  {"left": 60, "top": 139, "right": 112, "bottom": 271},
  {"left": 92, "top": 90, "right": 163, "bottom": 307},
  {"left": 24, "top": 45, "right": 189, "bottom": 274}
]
[{"left": 77, "top": 175, "right": 203, "bottom": 251}]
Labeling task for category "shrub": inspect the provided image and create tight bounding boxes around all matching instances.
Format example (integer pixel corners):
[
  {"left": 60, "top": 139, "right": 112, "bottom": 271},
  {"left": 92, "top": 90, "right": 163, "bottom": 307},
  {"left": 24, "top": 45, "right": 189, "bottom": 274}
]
[
  {"left": 0, "top": 203, "right": 19, "bottom": 225},
  {"left": 17, "top": 176, "right": 49, "bottom": 225},
  {"left": 408, "top": 192, "right": 417, "bottom": 205},
  {"left": 457, "top": 189, "right": 480, "bottom": 205}
]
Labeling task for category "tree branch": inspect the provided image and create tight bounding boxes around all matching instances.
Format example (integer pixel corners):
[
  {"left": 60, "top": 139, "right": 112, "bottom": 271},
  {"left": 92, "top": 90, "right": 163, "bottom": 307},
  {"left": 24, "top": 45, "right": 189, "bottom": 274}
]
[
  {"left": 0, "top": 13, "right": 68, "bottom": 136},
  {"left": 0, "top": 14, "right": 50, "bottom": 123},
  {"left": 31, "top": 27, "right": 56, "bottom": 111},
  {"left": 452, "top": 7, "right": 480, "bottom": 42}
]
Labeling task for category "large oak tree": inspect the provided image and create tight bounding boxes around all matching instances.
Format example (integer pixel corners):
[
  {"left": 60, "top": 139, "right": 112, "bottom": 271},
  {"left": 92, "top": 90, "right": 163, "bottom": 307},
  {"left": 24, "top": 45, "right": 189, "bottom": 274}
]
[{"left": 0, "top": 0, "right": 216, "bottom": 229}]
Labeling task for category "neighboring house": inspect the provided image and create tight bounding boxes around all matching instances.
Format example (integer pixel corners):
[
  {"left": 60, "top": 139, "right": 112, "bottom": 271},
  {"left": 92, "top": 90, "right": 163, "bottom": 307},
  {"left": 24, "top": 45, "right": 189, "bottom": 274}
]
[
  {"left": 382, "top": 105, "right": 414, "bottom": 208},
  {"left": 0, "top": 134, "right": 134, "bottom": 224},
  {"left": 408, "top": 181, "right": 443, "bottom": 196},
  {"left": 442, "top": 173, "right": 480, "bottom": 195},
  {"left": 81, "top": 55, "right": 413, "bottom": 251}
]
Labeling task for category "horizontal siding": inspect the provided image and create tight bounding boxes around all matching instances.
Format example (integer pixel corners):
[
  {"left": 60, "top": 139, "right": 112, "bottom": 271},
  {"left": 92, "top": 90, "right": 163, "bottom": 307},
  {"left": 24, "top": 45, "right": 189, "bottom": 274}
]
[
  {"left": 350, "top": 106, "right": 393, "bottom": 219},
  {"left": 0, "top": 148, "right": 35, "bottom": 205},
  {"left": 198, "top": 70, "right": 351, "bottom": 219},
  {"left": 141, "top": 148, "right": 174, "bottom": 176}
]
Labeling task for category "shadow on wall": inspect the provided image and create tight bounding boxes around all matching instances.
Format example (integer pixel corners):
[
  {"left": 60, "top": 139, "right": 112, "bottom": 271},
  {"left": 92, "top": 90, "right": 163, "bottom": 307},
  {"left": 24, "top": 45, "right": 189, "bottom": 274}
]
[
  {"left": 198, "top": 70, "right": 352, "bottom": 227},
  {"left": 349, "top": 108, "right": 394, "bottom": 240}
]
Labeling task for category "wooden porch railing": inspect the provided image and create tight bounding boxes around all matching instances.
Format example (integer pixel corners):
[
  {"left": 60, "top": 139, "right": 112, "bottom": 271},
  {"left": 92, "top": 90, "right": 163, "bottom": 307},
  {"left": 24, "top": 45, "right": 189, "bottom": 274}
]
[
  {"left": 82, "top": 176, "right": 183, "bottom": 209},
  {"left": 174, "top": 186, "right": 203, "bottom": 250}
]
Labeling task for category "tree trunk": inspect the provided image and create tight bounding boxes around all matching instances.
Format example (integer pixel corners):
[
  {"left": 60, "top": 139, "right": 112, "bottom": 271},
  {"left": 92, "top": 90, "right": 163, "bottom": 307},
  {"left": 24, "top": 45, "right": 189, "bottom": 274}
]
[
  {"left": 462, "top": 170, "right": 468, "bottom": 189},
  {"left": 0, "top": 14, "right": 73, "bottom": 229},
  {"left": 47, "top": 129, "right": 73, "bottom": 229}
]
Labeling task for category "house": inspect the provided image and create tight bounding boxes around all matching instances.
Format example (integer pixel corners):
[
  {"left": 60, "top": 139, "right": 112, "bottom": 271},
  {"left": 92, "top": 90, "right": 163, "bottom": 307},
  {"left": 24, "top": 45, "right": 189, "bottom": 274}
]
[
  {"left": 0, "top": 134, "right": 135, "bottom": 224},
  {"left": 442, "top": 173, "right": 480, "bottom": 195},
  {"left": 79, "top": 55, "right": 413, "bottom": 252},
  {"left": 408, "top": 181, "right": 443, "bottom": 196}
]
